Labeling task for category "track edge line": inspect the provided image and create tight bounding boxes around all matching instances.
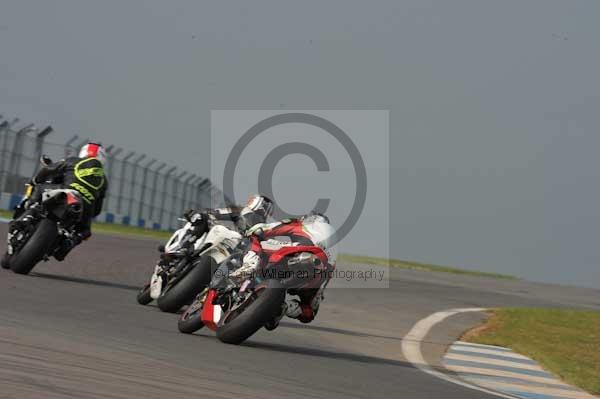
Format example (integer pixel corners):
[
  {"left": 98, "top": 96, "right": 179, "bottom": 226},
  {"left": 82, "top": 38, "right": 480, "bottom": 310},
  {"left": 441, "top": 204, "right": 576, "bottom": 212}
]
[{"left": 401, "top": 307, "right": 521, "bottom": 399}]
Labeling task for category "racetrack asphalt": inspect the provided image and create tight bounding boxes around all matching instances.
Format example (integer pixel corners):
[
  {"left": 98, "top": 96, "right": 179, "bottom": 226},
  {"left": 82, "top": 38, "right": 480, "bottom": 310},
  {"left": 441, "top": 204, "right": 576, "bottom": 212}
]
[{"left": 1, "top": 223, "right": 599, "bottom": 399}]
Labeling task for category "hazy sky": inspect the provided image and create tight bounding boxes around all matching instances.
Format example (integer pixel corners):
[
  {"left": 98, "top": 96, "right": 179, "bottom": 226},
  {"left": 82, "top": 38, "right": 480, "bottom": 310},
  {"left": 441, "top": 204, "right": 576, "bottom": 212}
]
[{"left": 1, "top": 0, "right": 599, "bottom": 288}]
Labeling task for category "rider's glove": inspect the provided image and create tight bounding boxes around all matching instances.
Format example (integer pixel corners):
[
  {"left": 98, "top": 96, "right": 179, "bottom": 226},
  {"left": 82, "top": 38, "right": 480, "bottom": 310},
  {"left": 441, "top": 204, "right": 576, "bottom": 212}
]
[
  {"left": 189, "top": 212, "right": 205, "bottom": 225},
  {"left": 183, "top": 209, "right": 195, "bottom": 221},
  {"left": 40, "top": 155, "right": 53, "bottom": 167},
  {"left": 229, "top": 250, "right": 260, "bottom": 280},
  {"left": 183, "top": 209, "right": 205, "bottom": 225}
]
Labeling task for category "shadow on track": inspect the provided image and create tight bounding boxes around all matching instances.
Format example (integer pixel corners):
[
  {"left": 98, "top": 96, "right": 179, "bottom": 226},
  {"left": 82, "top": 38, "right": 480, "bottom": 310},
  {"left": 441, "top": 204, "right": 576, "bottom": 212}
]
[
  {"left": 243, "top": 340, "right": 413, "bottom": 368},
  {"left": 278, "top": 321, "right": 403, "bottom": 341},
  {"left": 30, "top": 272, "right": 140, "bottom": 291}
]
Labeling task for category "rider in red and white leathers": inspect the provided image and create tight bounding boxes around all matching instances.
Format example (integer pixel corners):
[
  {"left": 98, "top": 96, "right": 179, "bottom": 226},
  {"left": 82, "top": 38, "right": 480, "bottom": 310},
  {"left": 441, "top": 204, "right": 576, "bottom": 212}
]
[{"left": 235, "top": 213, "right": 337, "bottom": 324}]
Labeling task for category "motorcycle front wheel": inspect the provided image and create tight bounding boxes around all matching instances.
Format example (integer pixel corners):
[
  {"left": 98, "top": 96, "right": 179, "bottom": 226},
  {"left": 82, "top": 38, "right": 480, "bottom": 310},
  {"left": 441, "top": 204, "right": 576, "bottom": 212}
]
[
  {"left": 1, "top": 252, "right": 10, "bottom": 269},
  {"left": 178, "top": 298, "right": 206, "bottom": 334},
  {"left": 136, "top": 284, "right": 153, "bottom": 305},
  {"left": 9, "top": 219, "right": 58, "bottom": 275},
  {"left": 157, "top": 256, "right": 216, "bottom": 313}
]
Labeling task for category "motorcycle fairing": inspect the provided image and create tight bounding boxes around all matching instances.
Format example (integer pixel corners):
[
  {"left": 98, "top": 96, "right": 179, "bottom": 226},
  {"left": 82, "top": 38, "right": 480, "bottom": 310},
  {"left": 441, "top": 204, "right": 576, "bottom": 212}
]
[{"left": 201, "top": 289, "right": 222, "bottom": 331}]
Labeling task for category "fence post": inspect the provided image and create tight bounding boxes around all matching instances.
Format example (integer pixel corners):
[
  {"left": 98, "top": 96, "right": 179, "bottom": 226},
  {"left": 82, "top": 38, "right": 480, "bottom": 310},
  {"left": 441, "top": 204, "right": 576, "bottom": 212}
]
[
  {"left": 149, "top": 162, "right": 166, "bottom": 224},
  {"left": 0, "top": 118, "right": 21, "bottom": 193},
  {"left": 127, "top": 153, "right": 146, "bottom": 220},
  {"left": 8, "top": 124, "right": 36, "bottom": 193},
  {"left": 175, "top": 171, "right": 187, "bottom": 210},
  {"left": 64, "top": 135, "right": 79, "bottom": 158},
  {"left": 34, "top": 126, "right": 53, "bottom": 173},
  {"left": 198, "top": 178, "right": 211, "bottom": 208},
  {"left": 0, "top": 121, "right": 11, "bottom": 193},
  {"left": 181, "top": 174, "right": 196, "bottom": 211},
  {"left": 171, "top": 171, "right": 187, "bottom": 229},
  {"left": 104, "top": 147, "right": 122, "bottom": 212},
  {"left": 190, "top": 176, "right": 203, "bottom": 209},
  {"left": 117, "top": 151, "right": 135, "bottom": 216},
  {"left": 158, "top": 166, "right": 177, "bottom": 229},
  {"left": 137, "top": 158, "right": 156, "bottom": 224}
]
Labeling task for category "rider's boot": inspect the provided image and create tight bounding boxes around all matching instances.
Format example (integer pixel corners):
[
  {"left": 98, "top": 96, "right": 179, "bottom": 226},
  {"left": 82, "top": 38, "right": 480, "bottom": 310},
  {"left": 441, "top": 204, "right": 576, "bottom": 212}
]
[
  {"left": 53, "top": 233, "right": 84, "bottom": 262},
  {"left": 53, "top": 239, "right": 74, "bottom": 262},
  {"left": 285, "top": 292, "right": 322, "bottom": 324}
]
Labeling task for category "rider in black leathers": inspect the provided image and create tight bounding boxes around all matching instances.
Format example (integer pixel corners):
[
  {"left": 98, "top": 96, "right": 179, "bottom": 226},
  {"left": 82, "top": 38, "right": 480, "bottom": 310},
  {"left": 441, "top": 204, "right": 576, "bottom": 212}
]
[{"left": 12, "top": 142, "right": 108, "bottom": 260}]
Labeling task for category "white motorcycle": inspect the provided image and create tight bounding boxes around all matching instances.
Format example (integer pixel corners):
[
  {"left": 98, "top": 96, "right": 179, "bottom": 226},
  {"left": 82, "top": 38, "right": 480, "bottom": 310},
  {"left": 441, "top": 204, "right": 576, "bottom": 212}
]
[{"left": 136, "top": 215, "right": 242, "bottom": 313}]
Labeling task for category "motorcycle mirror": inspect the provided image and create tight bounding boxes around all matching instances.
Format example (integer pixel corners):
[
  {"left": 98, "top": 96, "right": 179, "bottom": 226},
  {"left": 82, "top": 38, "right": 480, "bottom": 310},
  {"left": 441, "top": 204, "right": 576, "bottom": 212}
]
[
  {"left": 40, "top": 155, "right": 53, "bottom": 166},
  {"left": 157, "top": 244, "right": 165, "bottom": 253}
]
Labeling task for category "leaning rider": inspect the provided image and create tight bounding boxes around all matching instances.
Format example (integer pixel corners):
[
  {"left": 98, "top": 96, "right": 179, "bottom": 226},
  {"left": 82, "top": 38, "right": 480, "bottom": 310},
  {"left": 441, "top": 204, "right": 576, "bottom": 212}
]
[
  {"left": 12, "top": 142, "right": 109, "bottom": 260},
  {"left": 236, "top": 213, "right": 335, "bottom": 324},
  {"left": 180, "top": 194, "right": 275, "bottom": 243}
]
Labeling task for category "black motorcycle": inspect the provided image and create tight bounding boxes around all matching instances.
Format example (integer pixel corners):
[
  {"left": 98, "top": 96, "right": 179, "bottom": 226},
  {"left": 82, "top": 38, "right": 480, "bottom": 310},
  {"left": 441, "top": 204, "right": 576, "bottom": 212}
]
[{"left": 2, "top": 184, "right": 84, "bottom": 274}]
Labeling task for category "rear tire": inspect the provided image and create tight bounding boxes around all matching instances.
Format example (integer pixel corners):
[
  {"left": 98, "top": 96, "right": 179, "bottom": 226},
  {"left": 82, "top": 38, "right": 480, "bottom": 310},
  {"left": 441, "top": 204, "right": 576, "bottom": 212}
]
[
  {"left": 9, "top": 219, "right": 58, "bottom": 275},
  {"left": 157, "top": 256, "right": 215, "bottom": 313},
  {"left": 136, "top": 284, "right": 153, "bottom": 305},
  {"left": 216, "top": 279, "right": 285, "bottom": 345}
]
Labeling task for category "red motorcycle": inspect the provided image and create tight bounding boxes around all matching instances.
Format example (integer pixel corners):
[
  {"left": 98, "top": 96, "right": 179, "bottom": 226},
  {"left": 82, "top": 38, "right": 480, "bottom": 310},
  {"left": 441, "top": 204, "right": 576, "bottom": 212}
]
[{"left": 177, "top": 235, "right": 334, "bottom": 345}]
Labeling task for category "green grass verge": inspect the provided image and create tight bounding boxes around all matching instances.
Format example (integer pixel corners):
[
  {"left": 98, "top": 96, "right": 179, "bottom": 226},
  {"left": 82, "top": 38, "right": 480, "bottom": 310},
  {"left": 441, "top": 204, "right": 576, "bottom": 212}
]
[
  {"left": 92, "top": 222, "right": 172, "bottom": 241},
  {"left": 339, "top": 254, "right": 516, "bottom": 279},
  {"left": 466, "top": 308, "right": 600, "bottom": 394}
]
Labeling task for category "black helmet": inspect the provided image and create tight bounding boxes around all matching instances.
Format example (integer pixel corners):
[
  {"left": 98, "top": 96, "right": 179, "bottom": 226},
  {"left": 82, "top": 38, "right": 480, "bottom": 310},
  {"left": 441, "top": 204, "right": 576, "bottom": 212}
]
[{"left": 239, "top": 195, "right": 274, "bottom": 230}]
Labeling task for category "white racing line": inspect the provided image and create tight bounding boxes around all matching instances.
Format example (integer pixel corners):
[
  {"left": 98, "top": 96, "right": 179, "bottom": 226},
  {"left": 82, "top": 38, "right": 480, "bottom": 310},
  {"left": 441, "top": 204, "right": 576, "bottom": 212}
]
[
  {"left": 0, "top": 217, "right": 10, "bottom": 223},
  {"left": 401, "top": 308, "right": 520, "bottom": 399}
]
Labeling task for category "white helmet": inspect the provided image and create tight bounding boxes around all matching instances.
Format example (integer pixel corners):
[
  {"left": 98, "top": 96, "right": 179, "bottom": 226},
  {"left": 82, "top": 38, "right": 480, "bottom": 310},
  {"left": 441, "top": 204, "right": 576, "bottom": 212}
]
[
  {"left": 79, "top": 142, "right": 107, "bottom": 165},
  {"left": 301, "top": 212, "right": 330, "bottom": 225}
]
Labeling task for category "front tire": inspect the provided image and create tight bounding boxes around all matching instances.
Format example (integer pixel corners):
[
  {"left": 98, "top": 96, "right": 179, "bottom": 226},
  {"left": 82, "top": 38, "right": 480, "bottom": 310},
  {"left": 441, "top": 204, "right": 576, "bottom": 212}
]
[
  {"left": 157, "top": 256, "right": 216, "bottom": 313},
  {"left": 9, "top": 219, "right": 58, "bottom": 275},
  {"left": 1, "top": 252, "right": 10, "bottom": 269},
  {"left": 216, "top": 279, "right": 285, "bottom": 345},
  {"left": 178, "top": 299, "right": 205, "bottom": 334},
  {"left": 136, "top": 284, "right": 153, "bottom": 305}
]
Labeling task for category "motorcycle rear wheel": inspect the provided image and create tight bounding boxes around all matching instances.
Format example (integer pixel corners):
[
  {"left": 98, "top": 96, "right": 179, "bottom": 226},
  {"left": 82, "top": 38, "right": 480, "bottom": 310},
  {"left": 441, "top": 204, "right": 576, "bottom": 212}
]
[
  {"left": 9, "top": 219, "right": 58, "bottom": 275},
  {"left": 216, "top": 279, "right": 285, "bottom": 345}
]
